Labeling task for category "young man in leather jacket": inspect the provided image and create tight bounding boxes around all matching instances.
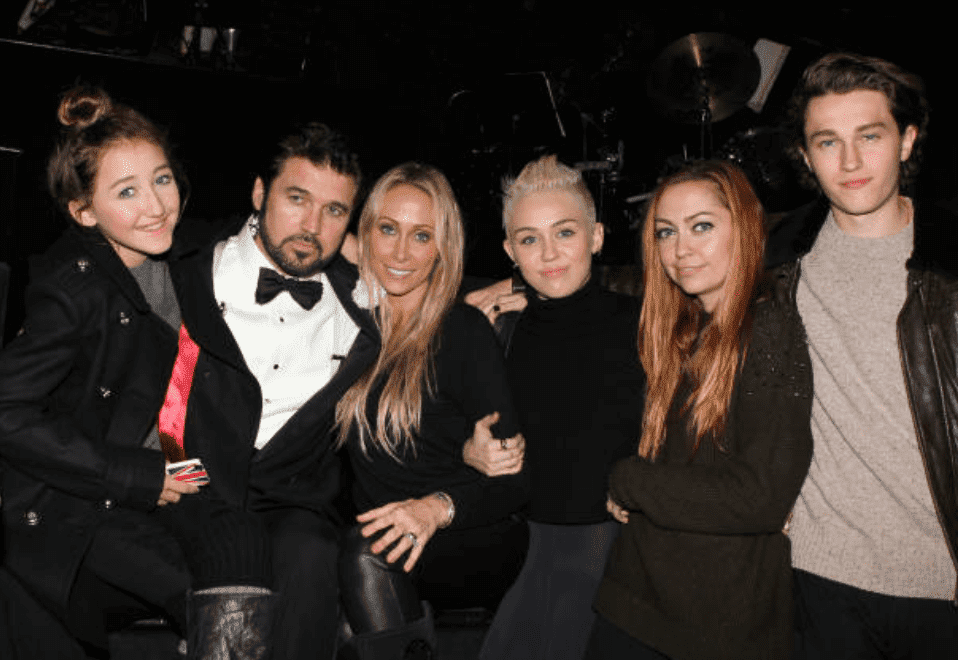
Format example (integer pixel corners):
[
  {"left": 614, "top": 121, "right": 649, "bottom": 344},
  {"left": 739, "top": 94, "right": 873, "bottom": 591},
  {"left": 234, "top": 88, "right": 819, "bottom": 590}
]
[{"left": 766, "top": 52, "right": 958, "bottom": 658}]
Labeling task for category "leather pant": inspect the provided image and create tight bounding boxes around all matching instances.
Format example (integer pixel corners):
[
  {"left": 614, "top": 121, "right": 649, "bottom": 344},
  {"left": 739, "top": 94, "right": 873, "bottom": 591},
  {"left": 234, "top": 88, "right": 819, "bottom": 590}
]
[
  {"left": 339, "top": 515, "right": 529, "bottom": 635},
  {"left": 339, "top": 525, "right": 423, "bottom": 634}
]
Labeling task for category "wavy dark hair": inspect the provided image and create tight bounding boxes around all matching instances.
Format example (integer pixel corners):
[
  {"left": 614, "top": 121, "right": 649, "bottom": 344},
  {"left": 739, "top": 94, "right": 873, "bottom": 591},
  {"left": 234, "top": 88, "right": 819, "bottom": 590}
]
[
  {"left": 785, "top": 52, "right": 929, "bottom": 191},
  {"left": 256, "top": 122, "right": 362, "bottom": 201}
]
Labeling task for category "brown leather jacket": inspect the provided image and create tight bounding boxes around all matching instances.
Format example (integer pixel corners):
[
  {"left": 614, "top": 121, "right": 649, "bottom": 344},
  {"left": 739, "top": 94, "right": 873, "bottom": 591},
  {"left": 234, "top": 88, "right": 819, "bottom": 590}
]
[{"left": 766, "top": 196, "right": 958, "bottom": 600}]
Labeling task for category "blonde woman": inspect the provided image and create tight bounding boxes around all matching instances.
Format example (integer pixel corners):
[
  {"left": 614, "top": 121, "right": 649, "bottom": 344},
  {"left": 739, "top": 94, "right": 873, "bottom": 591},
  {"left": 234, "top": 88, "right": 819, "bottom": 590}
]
[
  {"left": 476, "top": 155, "right": 645, "bottom": 660},
  {"left": 335, "top": 162, "right": 528, "bottom": 659}
]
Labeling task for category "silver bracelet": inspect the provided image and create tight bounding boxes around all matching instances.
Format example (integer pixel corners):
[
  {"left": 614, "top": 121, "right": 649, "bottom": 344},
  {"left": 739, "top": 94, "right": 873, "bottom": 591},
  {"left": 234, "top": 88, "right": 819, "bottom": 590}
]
[{"left": 432, "top": 491, "right": 455, "bottom": 528}]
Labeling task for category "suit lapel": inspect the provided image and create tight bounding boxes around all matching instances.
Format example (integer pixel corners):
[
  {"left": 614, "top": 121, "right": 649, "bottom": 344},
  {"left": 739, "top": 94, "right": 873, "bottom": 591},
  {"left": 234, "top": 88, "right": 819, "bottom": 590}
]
[
  {"left": 254, "top": 257, "right": 381, "bottom": 462},
  {"left": 170, "top": 237, "right": 250, "bottom": 371}
]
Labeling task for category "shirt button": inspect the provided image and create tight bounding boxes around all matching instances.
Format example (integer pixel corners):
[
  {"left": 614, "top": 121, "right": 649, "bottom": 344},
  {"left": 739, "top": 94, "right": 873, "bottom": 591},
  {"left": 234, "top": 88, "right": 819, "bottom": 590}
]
[
  {"left": 102, "top": 499, "right": 115, "bottom": 510},
  {"left": 74, "top": 258, "right": 92, "bottom": 273},
  {"left": 98, "top": 386, "right": 113, "bottom": 399},
  {"left": 23, "top": 511, "right": 41, "bottom": 526},
  {"left": 118, "top": 311, "right": 131, "bottom": 326}
]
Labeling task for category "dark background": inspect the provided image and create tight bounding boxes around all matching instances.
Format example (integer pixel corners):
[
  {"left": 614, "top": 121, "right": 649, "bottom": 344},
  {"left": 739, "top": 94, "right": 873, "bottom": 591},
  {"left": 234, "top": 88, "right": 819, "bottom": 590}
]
[{"left": 1, "top": 3, "right": 954, "bottom": 340}]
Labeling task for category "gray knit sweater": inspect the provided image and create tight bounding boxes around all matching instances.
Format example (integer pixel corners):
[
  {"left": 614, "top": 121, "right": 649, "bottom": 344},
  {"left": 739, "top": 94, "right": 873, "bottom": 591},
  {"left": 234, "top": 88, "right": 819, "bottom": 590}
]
[{"left": 790, "top": 213, "right": 956, "bottom": 599}]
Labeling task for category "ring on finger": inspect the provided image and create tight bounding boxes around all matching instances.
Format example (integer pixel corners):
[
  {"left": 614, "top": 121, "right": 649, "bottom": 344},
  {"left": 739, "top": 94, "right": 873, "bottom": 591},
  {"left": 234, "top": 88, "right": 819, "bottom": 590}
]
[
  {"left": 500, "top": 437, "right": 508, "bottom": 450},
  {"left": 404, "top": 532, "right": 419, "bottom": 547}
]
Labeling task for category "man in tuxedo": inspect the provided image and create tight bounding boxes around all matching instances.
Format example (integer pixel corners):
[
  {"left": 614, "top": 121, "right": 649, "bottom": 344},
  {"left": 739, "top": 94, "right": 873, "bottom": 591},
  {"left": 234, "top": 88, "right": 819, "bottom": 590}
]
[{"left": 172, "top": 122, "right": 378, "bottom": 659}]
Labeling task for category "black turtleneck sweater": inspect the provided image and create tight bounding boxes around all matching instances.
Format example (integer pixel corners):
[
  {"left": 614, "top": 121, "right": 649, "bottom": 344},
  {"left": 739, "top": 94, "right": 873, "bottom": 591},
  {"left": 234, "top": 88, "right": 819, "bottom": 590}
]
[{"left": 506, "top": 279, "right": 644, "bottom": 524}]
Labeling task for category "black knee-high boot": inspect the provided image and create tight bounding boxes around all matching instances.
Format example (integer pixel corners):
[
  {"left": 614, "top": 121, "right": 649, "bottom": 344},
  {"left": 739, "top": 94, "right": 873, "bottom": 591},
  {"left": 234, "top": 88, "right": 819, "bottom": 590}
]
[
  {"left": 187, "top": 586, "right": 275, "bottom": 660},
  {"left": 337, "top": 602, "right": 437, "bottom": 660},
  {"left": 338, "top": 527, "right": 438, "bottom": 659}
]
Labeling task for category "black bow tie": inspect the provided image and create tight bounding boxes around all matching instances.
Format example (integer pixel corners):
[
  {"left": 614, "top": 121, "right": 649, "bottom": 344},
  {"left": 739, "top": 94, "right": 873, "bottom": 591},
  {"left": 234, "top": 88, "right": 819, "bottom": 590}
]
[{"left": 255, "top": 268, "right": 324, "bottom": 310}]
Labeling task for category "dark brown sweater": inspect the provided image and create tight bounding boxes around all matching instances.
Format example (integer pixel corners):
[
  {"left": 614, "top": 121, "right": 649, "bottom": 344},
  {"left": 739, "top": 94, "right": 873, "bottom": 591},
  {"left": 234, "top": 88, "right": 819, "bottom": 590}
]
[{"left": 593, "top": 297, "right": 813, "bottom": 660}]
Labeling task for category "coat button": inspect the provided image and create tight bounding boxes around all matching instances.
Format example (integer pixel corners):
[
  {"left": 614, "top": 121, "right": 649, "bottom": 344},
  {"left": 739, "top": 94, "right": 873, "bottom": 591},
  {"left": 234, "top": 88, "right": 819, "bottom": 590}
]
[
  {"left": 118, "top": 311, "right": 131, "bottom": 326},
  {"left": 102, "top": 499, "right": 115, "bottom": 510},
  {"left": 23, "top": 511, "right": 41, "bottom": 526},
  {"left": 73, "top": 258, "right": 92, "bottom": 273},
  {"left": 98, "top": 386, "right": 113, "bottom": 399}
]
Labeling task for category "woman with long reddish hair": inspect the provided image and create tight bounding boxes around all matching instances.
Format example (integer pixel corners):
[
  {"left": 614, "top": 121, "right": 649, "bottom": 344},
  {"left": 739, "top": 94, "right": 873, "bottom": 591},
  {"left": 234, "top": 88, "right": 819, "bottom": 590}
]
[{"left": 585, "top": 160, "right": 814, "bottom": 660}]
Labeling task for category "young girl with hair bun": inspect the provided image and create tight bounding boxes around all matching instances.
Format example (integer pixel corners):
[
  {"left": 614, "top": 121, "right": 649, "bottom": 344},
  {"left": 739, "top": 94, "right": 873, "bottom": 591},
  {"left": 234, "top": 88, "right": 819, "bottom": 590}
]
[{"left": 0, "top": 87, "right": 272, "bottom": 658}]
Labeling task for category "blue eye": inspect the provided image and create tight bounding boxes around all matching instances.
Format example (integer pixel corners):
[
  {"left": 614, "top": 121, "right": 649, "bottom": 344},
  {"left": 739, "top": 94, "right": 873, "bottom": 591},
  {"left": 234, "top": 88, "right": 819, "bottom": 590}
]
[
  {"left": 653, "top": 227, "right": 674, "bottom": 240},
  {"left": 118, "top": 187, "right": 135, "bottom": 199},
  {"left": 818, "top": 139, "right": 835, "bottom": 148},
  {"left": 414, "top": 231, "right": 432, "bottom": 243},
  {"left": 693, "top": 222, "right": 714, "bottom": 233},
  {"left": 328, "top": 205, "right": 347, "bottom": 217},
  {"left": 379, "top": 223, "right": 396, "bottom": 235},
  {"left": 519, "top": 235, "right": 536, "bottom": 245},
  {"left": 156, "top": 173, "right": 173, "bottom": 186},
  {"left": 862, "top": 133, "right": 880, "bottom": 142},
  {"left": 557, "top": 228, "right": 575, "bottom": 238}
]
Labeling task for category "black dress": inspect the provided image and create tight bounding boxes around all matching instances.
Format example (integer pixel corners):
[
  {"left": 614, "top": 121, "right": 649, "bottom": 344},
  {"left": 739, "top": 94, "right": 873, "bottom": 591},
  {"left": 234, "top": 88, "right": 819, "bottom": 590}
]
[{"left": 340, "top": 303, "right": 529, "bottom": 624}]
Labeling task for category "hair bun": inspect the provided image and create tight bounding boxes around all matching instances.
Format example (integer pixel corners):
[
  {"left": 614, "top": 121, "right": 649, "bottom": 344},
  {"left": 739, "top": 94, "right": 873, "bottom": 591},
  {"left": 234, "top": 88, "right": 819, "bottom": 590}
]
[{"left": 57, "top": 87, "right": 113, "bottom": 131}]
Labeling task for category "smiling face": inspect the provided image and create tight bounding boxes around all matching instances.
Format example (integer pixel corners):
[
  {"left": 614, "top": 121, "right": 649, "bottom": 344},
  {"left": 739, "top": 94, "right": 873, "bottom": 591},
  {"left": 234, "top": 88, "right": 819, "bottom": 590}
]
[
  {"left": 504, "top": 190, "right": 603, "bottom": 299},
  {"left": 70, "top": 139, "right": 181, "bottom": 268},
  {"left": 368, "top": 184, "right": 439, "bottom": 315},
  {"left": 252, "top": 157, "right": 357, "bottom": 277},
  {"left": 801, "top": 89, "right": 917, "bottom": 236},
  {"left": 653, "top": 180, "right": 734, "bottom": 313}
]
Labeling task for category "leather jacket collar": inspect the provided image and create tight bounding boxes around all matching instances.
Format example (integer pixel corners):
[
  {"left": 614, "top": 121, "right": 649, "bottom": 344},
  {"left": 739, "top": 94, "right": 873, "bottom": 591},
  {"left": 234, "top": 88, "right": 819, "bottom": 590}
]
[{"left": 766, "top": 195, "right": 958, "bottom": 279}]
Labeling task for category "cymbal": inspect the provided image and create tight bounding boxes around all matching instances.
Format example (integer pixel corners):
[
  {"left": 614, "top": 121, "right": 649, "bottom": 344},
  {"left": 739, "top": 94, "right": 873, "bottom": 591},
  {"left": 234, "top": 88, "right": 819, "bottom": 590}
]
[{"left": 647, "top": 32, "right": 760, "bottom": 124}]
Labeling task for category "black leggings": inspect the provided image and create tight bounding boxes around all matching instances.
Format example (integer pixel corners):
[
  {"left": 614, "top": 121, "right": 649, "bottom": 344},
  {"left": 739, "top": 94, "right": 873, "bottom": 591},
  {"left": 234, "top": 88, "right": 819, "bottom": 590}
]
[{"left": 339, "top": 516, "right": 527, "bottom": 634}]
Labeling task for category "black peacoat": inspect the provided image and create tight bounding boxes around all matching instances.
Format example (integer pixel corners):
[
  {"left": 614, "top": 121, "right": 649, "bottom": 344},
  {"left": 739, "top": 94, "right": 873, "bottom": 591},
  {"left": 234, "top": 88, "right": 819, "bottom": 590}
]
[{"left": 0, "top": 226, "right": 177, "bottom": 611}]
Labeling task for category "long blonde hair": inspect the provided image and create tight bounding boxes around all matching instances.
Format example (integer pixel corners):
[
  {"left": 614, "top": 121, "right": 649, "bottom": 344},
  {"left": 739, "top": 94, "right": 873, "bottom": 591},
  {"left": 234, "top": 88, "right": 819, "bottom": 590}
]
[
  {"left": 638, "top": 161, "right": 765, "bottom": 460},
  {"left": 335, "top": 163, "right": 465, "bottom": 460}
]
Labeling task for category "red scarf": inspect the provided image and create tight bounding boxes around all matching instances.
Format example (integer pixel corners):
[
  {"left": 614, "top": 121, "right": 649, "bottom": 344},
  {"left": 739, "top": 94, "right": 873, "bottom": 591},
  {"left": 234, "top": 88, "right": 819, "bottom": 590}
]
[{"left": 158, "top": 323, "right": 200, "bottom": 462}]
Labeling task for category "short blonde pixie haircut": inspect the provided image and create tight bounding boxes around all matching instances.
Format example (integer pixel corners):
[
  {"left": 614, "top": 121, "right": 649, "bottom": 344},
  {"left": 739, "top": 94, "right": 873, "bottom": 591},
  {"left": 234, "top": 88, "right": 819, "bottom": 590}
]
[{"left": 501, "top": 155, "right": 596, "bottom": 233}]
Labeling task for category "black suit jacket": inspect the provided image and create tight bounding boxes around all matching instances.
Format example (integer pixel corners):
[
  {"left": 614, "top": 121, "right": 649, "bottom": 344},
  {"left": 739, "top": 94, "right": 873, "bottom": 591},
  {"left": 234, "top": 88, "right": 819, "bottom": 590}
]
[{"left": 170, "top": 223, "right": 380, "bottom": 519}]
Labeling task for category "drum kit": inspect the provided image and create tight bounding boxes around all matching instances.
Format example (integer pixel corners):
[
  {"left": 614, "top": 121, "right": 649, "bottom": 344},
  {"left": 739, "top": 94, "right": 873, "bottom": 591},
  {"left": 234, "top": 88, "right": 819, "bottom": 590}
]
[{"left": 448, "top": 31, "right": 790, "bottom": 265}]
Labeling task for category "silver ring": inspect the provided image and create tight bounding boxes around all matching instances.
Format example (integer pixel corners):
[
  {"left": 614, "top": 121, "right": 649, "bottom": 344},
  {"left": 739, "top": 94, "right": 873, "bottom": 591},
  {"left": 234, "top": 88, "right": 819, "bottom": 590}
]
[
  {"left": 500, "top": 438, "right": 508, "bottom": 450},
  {"left": 404, "top": 532, "right": 418, "bottom": 547}
]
